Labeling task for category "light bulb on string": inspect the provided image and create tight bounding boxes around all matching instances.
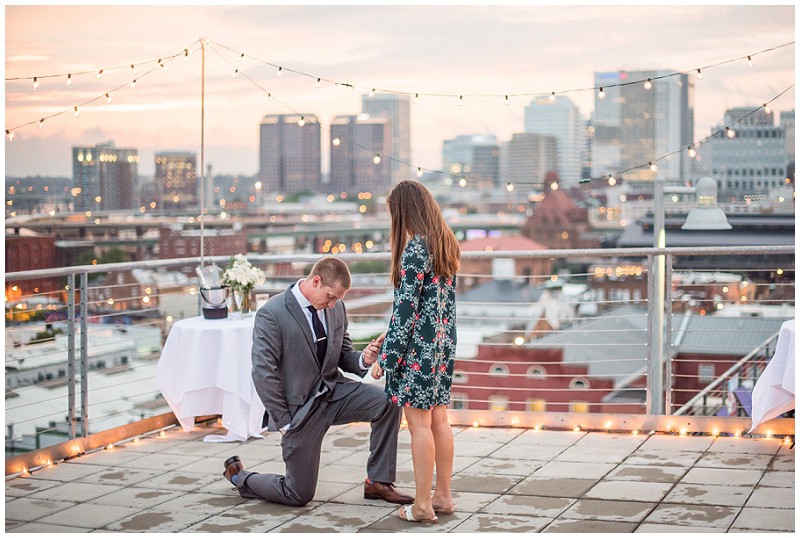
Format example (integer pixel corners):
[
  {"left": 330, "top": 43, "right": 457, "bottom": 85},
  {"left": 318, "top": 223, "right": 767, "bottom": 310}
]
[
  {"left": 297, "top": 116, "right": 305, "bottom": 127},
  {"left": 332, "top": 137, "right": 341, "bottom": 146},
  {"left": 696, "top": 68, "right": 703, "bottom": 80},
  {"left": 649, "top": 161, "right": 658, "bottom": 172},
  {"left": 726, "top": 126, "right": 735, "bottom": 138},
  {"left": 183, "top": 50, "right": 189, "bottom": 61},
  {"left": 157, "top": 59, "right": 164, "bottom": 69},
  {"left": 96, "top": 69, "right": 103, "bottom": 79},
  {"left": 504, "top": 95, "right": 510, "bottom": 106},
  {"left": 6, "top": 130, "right": 15, "bottom": 142},
  {"left": 232, "top": 69, "right": 239, "bottom": 78},
  {"left": 131, "top": 64, "right": 138, "bottom": 75},
  {"left": 130, "top": 79, "right": 137, "bottom": 88},
  {"left": 416, "top": 167, "right": 423, "bottom": 178},
  {"left": 458, "top": 95, "right": 464, "bottom": 107},
  {"left": 548, "top": 92, "right": 556, "bottom": 102},
  {"left": 373, "top": 154, "right": 381, "bottom": 165},
  {"left": 238, "top": 53, "right": 244, "bottom": 62},
  {"left": 506, "top": 182, "right": 514, "bottom": 192},
  {"left": 459, "top": 177, "right": 467, "bottom": 187},
  {"left": 276, "top": 66, "right": 283, "bottom": 76},
  {"left": 33, "top": 77, "right": 39, "bottom": 90},
  {"left": 105, "top": 93, "right": 112, "bottom": 103},
  {"left": 67, "top": 74, "right": 72, "bottom": 86},
  {"left": 38, "top": 119, "right": 44, "bottom": 129},
  {"left": 763, "top": 103, "right": 771, "bottom": 114},
  {"left": 747, "top": 55, "right": 753, "bottom": 67},
  {"left": 644, "top": 78, "right": 652, "bottom": 90},
  {"left": 598, "top": 87, "right": 606, "bottom": 100},
  {"left": 73, "top": 106, "right": 79, "bottom": 118},
  {"left": 687, "top": 146, "right": 697, "bottom": 158},
  {"left": 315, "top": 78, "right": 321, "bottom": 88},
  {"left": 413, "top": 93, "right": 419, "bottom": 104},
  {"left": 369, "top": 88, "right": 375, "bottom": 97},
  {"left": 608, "top": 174, "right": 616, "bottom": 186}
]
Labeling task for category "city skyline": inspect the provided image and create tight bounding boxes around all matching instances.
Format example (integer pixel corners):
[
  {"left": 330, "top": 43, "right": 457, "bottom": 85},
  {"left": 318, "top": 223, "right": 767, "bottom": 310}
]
[{"left": 5, "top": 5, "right": 796, "bottom": 179}]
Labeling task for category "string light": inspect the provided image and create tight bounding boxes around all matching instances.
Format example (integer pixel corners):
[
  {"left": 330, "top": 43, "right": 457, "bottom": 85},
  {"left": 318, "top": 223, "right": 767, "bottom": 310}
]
[
  {"left": 67, "top": 74, "right": 72, "bottom": 86},
  {"left": 6, "top": 130, "right": 15, "bottom": 141},
  {"left": 332, "top": 137, "right": 341, "bottom": 146},
  {"left": 649, "top": 161, "right": 658, "bottom": 172},
  {"left": 747, "top": 55, "right": 753, "bottom": 67},
  {"left": 38, "top": 118, "right": 44, "bottom": 128},
  {"left": 232, "top": 69, "right": 239, "bottom": 78},
  {"left": 644, "top": 78, "right": 652, "bottom": 90},
  {"left": 696, "top": 68, "right": 703, "bottom": 79},
  {"left": 598, "top": 87, "right": 606, "bottom": 99},
  {"left": 368, "top": 88, "right": 375, "bottom": 97},
  {"left": 504, "top": 95, "right": 510, "bottom": 105},
  {"left": 687, "top": 146, "right": 697, "bottom": 158},
  {"left": 315, "top": 77, "right": 321, "bottom": 88},
  {"left": 105, "top": 93, "right": 112, "bottom": 103},
  {"left": 459, "top": 177, "right": 467, "bottom": 187},
  {"left": 96, "top": 69, "right": 103, "bottom": 79},
  {"left": 458, "top": 95, "right": 464, "bottom": 106},
  {"left": 32, "top": 77, "right": 39, "bottom": 90},
  {"left": 130, "top": 64, "right": 137, "bottom": 75},
  {"left": 726, "top": 126, "right": 736, "bottom": 138},
  {"left": 373, "top": 154, "right": 381, "bottom": 165},
  {"left": 73, "top": 106, "right": 79, "bottom": 118},
  {"left": 413, "top": 93, "right": 419, "bottom": 104},
  {"left": 130, "top": 79, "right": 137, "bottom": 88},
  {"left": 276, "top": 66, "right": 283, "bottom": 76},
  {"left": 297, "top": 115, "right": 305, "bottom": 126},
  {"left": 548, "top": 91, "right": 556, "bottom": 102},
  {"left": 183, "top": 50, "right": 189, "bottom": 61},
  {"left": 608, "top": 174, "right": 616, "bottom": 186},
  {"left": 506, "top": 181, "right": 514, "bottom": 192},
  {"left": 238, "top": 53, "right": 244, "bottom": 62},
  {"left": 416, "top": 167, "right": 423, "bottom": 178},
  {"left": 763, "top": 103, "right": 771, "bottom": 114}
]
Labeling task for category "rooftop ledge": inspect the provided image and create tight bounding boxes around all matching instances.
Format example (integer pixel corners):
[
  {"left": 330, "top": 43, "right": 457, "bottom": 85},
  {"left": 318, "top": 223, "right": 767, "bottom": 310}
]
[{"left": 5, "top": 414, "right": 795, "bottom": 533}]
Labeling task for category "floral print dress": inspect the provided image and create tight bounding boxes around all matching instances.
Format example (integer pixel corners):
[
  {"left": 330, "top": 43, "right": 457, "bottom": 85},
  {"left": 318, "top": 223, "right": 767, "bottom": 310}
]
[{"left": 378, "top": 234, "right": 457, "bottom": 409}]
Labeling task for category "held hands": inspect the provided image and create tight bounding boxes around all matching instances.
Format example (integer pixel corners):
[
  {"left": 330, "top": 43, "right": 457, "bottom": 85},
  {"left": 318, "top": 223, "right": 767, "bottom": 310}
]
[
  {"left": 371, "top": 362, "right": 384, "bottom": 380},
  {"left": 362, "top": 332, "right": 386, "bottom": 366}
]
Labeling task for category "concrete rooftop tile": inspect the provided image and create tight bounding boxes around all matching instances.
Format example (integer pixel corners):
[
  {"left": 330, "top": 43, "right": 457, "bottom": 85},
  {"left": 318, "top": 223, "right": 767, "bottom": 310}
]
[
  {"left": 554, "top": 445, "right": 636, "bottom": 464},
  {"left": 623, "top": 449, "right": 702, "bottom": 467},
  {"left": 584, "top": 479, "right": 673, "bottom": 502},
  {"left": 461, "top": 456, "right": 547, "bottom": 476},
  {"left": 491, "top": 442, "right": 568, "bottom": 460},
  {"left": 680, "top": 467, "right": 763, "bottom": 487},
  {"left": 643, "top": 503, "right": 740, "bottom": 529},
  {"left": 28, "top": 481, "right": 122, "bottom": 503},
  {"left": 449, "top": 440, "right": 508, "bottom": 457},
  {"left": 5, "top": 477, "right": 65, "bottom": 498},
  {"left": 363, "top": 508, "right": 466, "bottom": 532},
  {"left": 664, "top": 483, "right": 753, "bottom": 507},
  {"left": 606, "top": 464, "right": 688, "bottom": 483},
  {"left": 730, "top": 507, "right": 795, "bottom": 532},
  {"left": 542, "top": 518, "right": 638, "bottom": 532},
  {"left": 85, "top": 486, "right": 185, "bottom": 508},
  {"left": 509, "top": 429, "right": 586, "bottom": 446},
  {"left": 104, "top": 509, "right": 212, "bottom": 532},
  {"left": 5, "top": 497, "right": 77, "bottom": 523},
  {"left": 454, "top": 426, "right": 525, "bottom": 443},
  {"left": 709, "top": 437, "right": 783, "bottom": 455},
  {"left": 68, "top": 466, "right": 163, "bottom": 487},
  {"left": 534, "top": 460, "right": 617, "bottom": 479},
  {"left": 509, "top": 475, "right": 598, "bottom": 498},
  {"left": 38, "top": 502, "right": 143, "bottom": 529},
  {"left": 560, "top": 498, "right": 656, "bottom": 522},
  {"left": 638, "top": 435, "right": 714, "bottom": 452},
  {"left": 481, "top": 493, "right": 575, "bottom": 518},
  {"left": 450, "top": 472, "right": 526, "bottom": 494},
  {"left": 270, "top": 503, "right": 393, "bottom": 532},
  {"left": 757, "top": 470, "right": 794, "bottom": 488},
  {"left": 769, "top": 452, "right": 795, "bottom": 472},
  {"left": 128, "top": 469, "right": 218, "bottom": 491},
  {"left": 693, "top": 451, "right": 774, "bottom": 470},
  {"left": 452, "top": 512, "right": 553, "bottom": 532},
  {"left": 574, "top": 432, "right": 647, "bottom": 449},
  {"left": 114, "top": 451, "right": 204, "bottom": 472},
  {"left": 634, "top": 522, "right": 724, "bottom": 532},
  {"left": 745, "top": 485, "right": 795, "bottom": 509}
]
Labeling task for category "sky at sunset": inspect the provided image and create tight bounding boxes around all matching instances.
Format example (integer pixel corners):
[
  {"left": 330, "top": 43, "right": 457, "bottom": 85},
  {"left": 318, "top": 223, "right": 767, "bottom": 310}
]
[{"left": 4, "top": 4, "right": 796, "bottom": 179}]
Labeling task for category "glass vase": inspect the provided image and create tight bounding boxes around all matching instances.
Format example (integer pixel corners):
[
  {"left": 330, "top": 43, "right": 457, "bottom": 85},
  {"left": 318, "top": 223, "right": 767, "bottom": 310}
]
[{"left": 240, "top": 288, "right": 254, "bottom": 316}]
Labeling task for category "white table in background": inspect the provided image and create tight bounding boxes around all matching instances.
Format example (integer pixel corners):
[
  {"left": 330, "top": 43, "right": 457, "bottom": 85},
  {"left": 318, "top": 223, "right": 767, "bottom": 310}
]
[
  {"left": 750, "top": 319, "right": 795, "bottom": 432},
  {"left": 156, "top": 315, "right": 265, "bottom": 442}
]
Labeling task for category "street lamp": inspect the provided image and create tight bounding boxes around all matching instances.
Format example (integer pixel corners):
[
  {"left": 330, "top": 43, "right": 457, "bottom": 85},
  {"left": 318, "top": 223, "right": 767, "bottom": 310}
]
[{"left": 649, "top": 176, "right": 731, "bottom": 415}]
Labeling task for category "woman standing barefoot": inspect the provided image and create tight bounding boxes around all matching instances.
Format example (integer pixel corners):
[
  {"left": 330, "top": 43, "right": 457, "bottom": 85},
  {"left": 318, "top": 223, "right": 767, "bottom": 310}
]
[{"left": 371, "top": 180, "right": 460, "bottom": 524}]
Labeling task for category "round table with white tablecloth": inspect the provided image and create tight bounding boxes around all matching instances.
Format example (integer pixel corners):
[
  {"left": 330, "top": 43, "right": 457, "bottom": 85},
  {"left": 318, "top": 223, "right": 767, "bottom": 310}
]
[{"left": 156, "top": 315, "right": 266, "bottom": 442}]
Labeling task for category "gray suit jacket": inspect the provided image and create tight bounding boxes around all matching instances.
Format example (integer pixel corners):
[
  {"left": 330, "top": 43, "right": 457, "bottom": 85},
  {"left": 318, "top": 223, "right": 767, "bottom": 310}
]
[{"left": 251, "top": 283, "right": 365, "bottom": 432}]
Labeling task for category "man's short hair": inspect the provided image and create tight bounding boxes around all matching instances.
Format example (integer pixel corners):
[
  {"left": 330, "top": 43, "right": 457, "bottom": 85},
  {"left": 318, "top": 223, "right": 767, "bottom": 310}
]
[{"left": 309, "top": 257, "right": 351, "bottom": 289}]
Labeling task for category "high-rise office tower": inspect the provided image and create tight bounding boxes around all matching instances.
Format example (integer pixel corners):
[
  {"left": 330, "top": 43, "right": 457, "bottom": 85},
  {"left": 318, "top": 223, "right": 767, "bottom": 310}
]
[
  {"left": 259, "top": 114, "right": 321, "bottom": 193},
  {"left": 442, "top": 134, "right": 500, "bottom": 188},
  {"left": 155, "top": 152, "right": 197, "bottom": 210},
  {"left": 780, "top": 110, "right": 795, "bottom": 167},
  {"left": 524, "top": 96, "right": 586, "bottom": 185},
  {"left": 361, "top": 94, "right": 411, "bottom": 183},
  {"left": 695, "top": 107, "right": 787, "bottom": 198},
  {"left": 501, "top": 133, "right": 558, "bottom": 189},
  {"left": 329, "top": 113, "right": 391, "bottom": 194},
  {"left": 591, "top": 70, "right": 693, "bottom": 183},
  {"left": 72, "top": 141, "right": 139, "bottom": 211}
]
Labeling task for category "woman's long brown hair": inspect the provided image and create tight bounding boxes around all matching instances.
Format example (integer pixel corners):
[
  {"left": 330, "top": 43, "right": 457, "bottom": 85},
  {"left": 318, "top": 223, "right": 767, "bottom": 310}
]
[{"left": 386, "top": 180, "right": 461, "bottom": 288}]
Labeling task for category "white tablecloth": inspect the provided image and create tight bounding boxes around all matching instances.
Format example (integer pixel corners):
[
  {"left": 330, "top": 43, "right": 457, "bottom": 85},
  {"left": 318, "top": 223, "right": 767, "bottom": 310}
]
[
  {"left": 750, "top": 319, "right": 795, "bottom": 432},
  {"left": 156, "top": 315, "right": 266, "bottom": 442}
]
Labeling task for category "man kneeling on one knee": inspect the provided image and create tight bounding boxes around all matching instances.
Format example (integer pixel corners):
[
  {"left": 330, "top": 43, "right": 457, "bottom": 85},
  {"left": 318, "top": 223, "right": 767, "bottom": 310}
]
[{"left": 222, "top": 257, "right": 413, "bottom": 507}]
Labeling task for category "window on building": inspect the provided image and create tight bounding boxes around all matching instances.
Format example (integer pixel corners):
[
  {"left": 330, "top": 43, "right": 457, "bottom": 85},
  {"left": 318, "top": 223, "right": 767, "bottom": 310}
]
[
  {"left": 450, "top": 393, "right": 468, "bottom": 410},
  {"left": 570, "top": 378, "right": 590, "bottom": 389},
  {"left": 527, "top": 399, "right": 546, "bottom": 412},
  {"left": 527, "top": 365, "right": 547, "bottom": 379},
  {"left": 489, "top": 364, "right": 509, "bottom": 376},
  {"left": 698, "top": 364, "right": 715, "bottom": 383},
  {"left": 489, "top": 395, "right": 509, "bottom": 411},
  {"left": 570, "top": 401, "right": 589, "bottom": 413}
]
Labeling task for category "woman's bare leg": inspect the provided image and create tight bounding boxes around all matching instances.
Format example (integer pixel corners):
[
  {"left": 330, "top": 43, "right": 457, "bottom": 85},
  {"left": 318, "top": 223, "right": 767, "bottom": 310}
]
[
  {"left": 403, "top": 407, "right": 436, "bottom": 520},
  {"left": 430, "top": 404, "right": 455, "bottom": 511}
]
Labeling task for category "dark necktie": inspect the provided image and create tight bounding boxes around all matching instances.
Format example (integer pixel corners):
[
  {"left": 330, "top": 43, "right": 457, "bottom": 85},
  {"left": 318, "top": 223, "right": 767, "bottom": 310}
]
[{"left": 307, "top": 306, "right": 327, "bottom": 363}]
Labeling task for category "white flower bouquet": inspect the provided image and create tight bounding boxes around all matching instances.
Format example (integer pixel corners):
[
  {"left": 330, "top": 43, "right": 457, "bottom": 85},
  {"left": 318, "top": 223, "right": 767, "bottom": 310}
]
[{"left": 222, "top": 254, "right": 266, "bottom": 314}]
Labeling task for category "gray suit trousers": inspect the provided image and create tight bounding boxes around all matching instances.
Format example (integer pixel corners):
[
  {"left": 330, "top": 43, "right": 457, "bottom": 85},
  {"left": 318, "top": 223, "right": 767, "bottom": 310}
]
[{"left": 235, "top": 382, "right": 401, "bottom": 507}]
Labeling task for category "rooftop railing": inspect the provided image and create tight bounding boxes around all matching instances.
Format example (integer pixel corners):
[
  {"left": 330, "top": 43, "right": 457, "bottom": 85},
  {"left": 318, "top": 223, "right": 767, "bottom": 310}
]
[{"left": 5, "top": 245, "right": 794, "bottom": 474}]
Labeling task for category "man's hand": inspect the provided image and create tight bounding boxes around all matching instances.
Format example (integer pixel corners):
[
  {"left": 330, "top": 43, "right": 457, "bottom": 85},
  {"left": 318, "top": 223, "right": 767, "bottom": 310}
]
[
  {"left": 370, "top": 362, "right": 384, "bottom": 380},
  {"left": 362, "top": 333, "right": 386, "bottom": 366}
]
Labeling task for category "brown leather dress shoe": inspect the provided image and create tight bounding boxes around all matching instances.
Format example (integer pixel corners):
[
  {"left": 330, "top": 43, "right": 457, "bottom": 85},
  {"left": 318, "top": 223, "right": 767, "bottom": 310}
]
[
  {"left": 223, "top": 455, "right": 244, "bottom": 485},
  {"left": 363, "top": 479, "right": 414, "bottom": 504}
]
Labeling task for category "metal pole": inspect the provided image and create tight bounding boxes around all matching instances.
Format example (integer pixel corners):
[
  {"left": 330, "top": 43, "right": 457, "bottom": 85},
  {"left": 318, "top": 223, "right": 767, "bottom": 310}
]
[
  {"left": 649, "top": 178, "right": 666, "bottom": 415},
  {"left": 80, "top": 273, "right": 89, "bottom": 436},
  {"left": 67, "top": 274, "right": 76, "bottom": 440},
  {"left": 199, "top": 37, "right": 206, "bottom": 268},
  {"left": 665, "top": 253, "right": 674, "bottom": 414}
]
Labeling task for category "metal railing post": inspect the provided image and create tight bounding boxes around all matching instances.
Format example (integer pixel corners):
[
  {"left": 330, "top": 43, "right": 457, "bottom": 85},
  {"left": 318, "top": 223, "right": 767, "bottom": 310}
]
[
  {"left": 67, "top": 274, "right": 77, "bottom": 440},
  {"left": 80, "top": 273, "right": 89, "bottom": 437},
  {"left": 665, "top": 253, "right": 674, "bottom": 414}
]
